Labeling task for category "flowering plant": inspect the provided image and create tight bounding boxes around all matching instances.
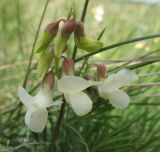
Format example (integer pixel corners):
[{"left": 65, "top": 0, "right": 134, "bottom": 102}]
[{"left": 17, "top": 4, "right": 160, "bottom": 152}]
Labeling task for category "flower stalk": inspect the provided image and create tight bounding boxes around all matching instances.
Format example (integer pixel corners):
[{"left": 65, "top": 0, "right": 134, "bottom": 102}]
[{"left": 50, "top": 1, "right": 90, "bottom": 151}]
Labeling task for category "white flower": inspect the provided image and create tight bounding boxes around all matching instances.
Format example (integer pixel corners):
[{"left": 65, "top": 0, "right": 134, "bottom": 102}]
[
  {"left": 57, "top": 76, "right": 100, "bottom": 116},
  {"left": 97, "top": 69, "right": 138, "bottom": 109},
  {"left": 18, "top": 86, "right": 60, "bottom": 132}
]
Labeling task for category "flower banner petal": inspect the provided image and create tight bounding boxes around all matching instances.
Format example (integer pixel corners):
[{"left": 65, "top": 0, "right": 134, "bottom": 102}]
[
  {"left": 65, "top": 92, "right": 92, "bottom": 116},
  {"left": 25, "top": 107, "right": 48, "bottom": 133},
  {"left": 107, "top": 89, "right": 130, "bottom": 109},
  {"left": 18, "top": 86, "right": 33, "bottom": 108},
  {"left": 57, "top": 76, "right": 100, "bottom": 93},
  {"left": 117, "top": 69, "right": 138, "bottom": 86},
  {"left": 98, "top": 69, "right": 138, "bottom": 92}
]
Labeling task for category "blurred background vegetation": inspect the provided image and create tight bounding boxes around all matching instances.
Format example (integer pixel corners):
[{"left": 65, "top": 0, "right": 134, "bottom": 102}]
[{"left": 0, "top": 0, "right": 160, "bottom": 151}]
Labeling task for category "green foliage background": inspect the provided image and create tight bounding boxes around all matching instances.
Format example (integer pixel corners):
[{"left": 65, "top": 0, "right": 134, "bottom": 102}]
[{"left": 0, "top": 0, "right": 160, "bottom": 151}]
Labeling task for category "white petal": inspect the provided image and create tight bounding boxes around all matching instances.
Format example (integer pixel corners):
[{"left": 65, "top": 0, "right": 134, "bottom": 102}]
[
  {"left": 65, "top": 92, "right": 92, "bottom": 116},
  {"left": 46, "top": 100, "right": 63, "bottom": 107},
  {"left": 98, "top": 69, "right": 138, "bottom": 92},
  {"left": 64, "top": 93, "right": 71, "bottom": 104},
  {"left": 25, "top": 107, "right": 48, "bottom": 133},
  {"left": 18, "top": 86, "right": 33, "bottom": 108},
  {"left": 117, "top": 69, "right": 138, "bottom": 85},
  {"left": 57, "top": 76, "right": 100, "bottom": 93},
  {"left": 34, "top": 89, "right": 52, "bottom": 108},
  {"left": 98, "top": 90, "right": 109, "bottom": 100},
  {"left": 107, "top": 89, "right": 130, "bottom": 109}
]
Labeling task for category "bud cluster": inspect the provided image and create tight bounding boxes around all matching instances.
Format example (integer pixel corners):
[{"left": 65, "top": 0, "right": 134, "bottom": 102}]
[{"left": 35, "top": 14, "right": 104, "bottom": 81}]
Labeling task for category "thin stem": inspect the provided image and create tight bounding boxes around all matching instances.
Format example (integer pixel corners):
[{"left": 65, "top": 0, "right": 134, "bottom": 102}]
[
  {"left": 50, "top": 1, "right": 90, "bottom": 151},
  {"left": 130, "top": 102, "right": 160, "bottom": 106},
  {"left": 77, "top": 58, "right": 88, "bottom": 75},
  {"left": 50, "top": 101, "right": 66, "bottom": 152},
  {"left": 16, "top": 0, "right": 23, "bottom": 53},
  {"left": 97, "top": 27, "right": 106, "bottom": 40},
  {"left": 127, "top": 59, "right": 160, "bottom": 70},
  {"left": 22, "top": 0, "right": 50, "bottom": 88},
  {"left": 72, "top": 0, "right": 90, "bottom": 60},
  {"left": 80, "top": 0, "right": 90, "bottom": 22},
  {"left": 75, "top": 33, "right": 160, "bottom": 62},
  {"left": 109, "top": 48, "right": 160, "bottom": 72}
]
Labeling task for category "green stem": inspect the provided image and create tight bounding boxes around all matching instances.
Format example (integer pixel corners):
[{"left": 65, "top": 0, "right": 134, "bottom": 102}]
[
  {"left": 23, "top": 0, "right": 50, "bottom": 88},
  {"left": 77, "top": 58, "right": 88, "bottom": 75},
  {"left": 97, "top": 27, "right": 106, "bottom": 40},
  {"left": 127, "top": 60, "right": 160, "bottom": 70},
  {"left": 80, "top": 0, "right": 90, "bottom": 22},
  {"left": 16, "top": 0, "right": 23, "bottom": 54},
  {"left": 55, "top": 57, "right": 60, "bottom": 78},
  {"left": 50, "top": 101, "right": 66, "bottom": 152},
  {"left": 50, "top": 1, "right": 90, "bottom": 152},
  {"left": 75, "top": 33, "right": 160, "bottom": 62},
  {"left": 109, "top": 48, "right": 160, "bottom": 72},
  {"left": 130, "top": 102, "right": 160, "bottom": 106}
]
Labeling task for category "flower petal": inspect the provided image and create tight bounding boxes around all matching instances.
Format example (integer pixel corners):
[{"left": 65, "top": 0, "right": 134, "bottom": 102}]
[
  {"left": 107, "top": 89, "right": 130, "bottom": 109},
  {"left": 65, "top": 92, "right": 92, "bottom": 116},
  {"left": 18, "top": 86, "right": 33, "bottom": 108},
  {"left": 25, "top": 107, "right": 48, "bottom": 132},
  {"left": 98, "top": 69, "right": 138, "bottom": 92},
  {"left": 64, "top": 93, "right": 71, "bottom": 104},
  {"left": 98, "top": 90, "right": 109, "bottom": 100},
  {"left": 117, "top": 69, "right": 138, "bottom": 85},
  {"left": 57, "top": 76, "right": 100, "bottom": 93},
  {"left": 46, "top": 100, "right": 63, "bottom": 107},
  {"left": 34, "top": 89, "right": 52, "bottom": 108}
]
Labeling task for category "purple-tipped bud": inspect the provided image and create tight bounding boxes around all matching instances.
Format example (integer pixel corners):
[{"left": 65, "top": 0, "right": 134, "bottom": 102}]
[
  {"left": 36, "top": 20, "right": 61, "bottom": 53},
  {"left": 62, "top": 57, "right": 75, "bottom": 75},
  {"left": 97, "top": 64, "right": 107, "bottom": 80},
  {"left": 42, "top": 70, "right": 55, "bottom": 90},
  {"left": 44, "top": 21, "right": 60, "bottom": 37},
  {"left": 74, "top": 21, "right": 85, "bottom": 39},
  {"left": 61, "top": 19, "right": 76, "bottom": 40},
  {"left": 74, "top": 21, "right": 103, "bottom": 53}
]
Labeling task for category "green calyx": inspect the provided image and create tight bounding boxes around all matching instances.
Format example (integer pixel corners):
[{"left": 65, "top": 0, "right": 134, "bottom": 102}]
[
  {"left": 35, "top": 32, "right": 54, "bottom": 54},
  {"left": 54, "top": 32, "right": 67, "bottom": 58},
  {"left": 35, "top": 21, "right": 60, "bottom": 54},
  {"left": 37, "top": 50, "right": 54, "bottom": 80},
  {"left": 75, "top": 36, "right": 103, "bottom": 52}
]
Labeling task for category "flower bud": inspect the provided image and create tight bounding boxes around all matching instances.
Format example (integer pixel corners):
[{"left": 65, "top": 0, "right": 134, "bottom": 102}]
[
  {"left": 75, "top": 36, "right": 103, "bottom": 52},
  {"left": 74, "top": 21, "right": 103, "bottom": 52},
  {"left": 74, "top": 21, "right": 85, "bottom": 38},
  {"left": 62, "top": 57, "right": 75, "bottom": 76},
  {"left": 37, "top": 47, "right": 54, "bottom": 79},
  {"left": 97, "top": 64, "right": 107, "bottom": 80},
  {"left": 61, "top": 19, "right": 76, "bottom": 41},
  {"left": 42, "top": 70, "right": 55, "bottom": 90},
  {"left": 54, "top": 19, "right": 76, "bottom": 58},
  {"left": 36, "top": 21, "right": 60, "bottom": 53},
  {"left": 44, "top": 22, "right": 59, "bottom": 35}
]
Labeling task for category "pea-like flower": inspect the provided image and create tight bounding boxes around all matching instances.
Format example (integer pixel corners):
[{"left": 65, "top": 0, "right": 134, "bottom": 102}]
[
  {"left": 97, "top": 69, "right": 138, "bottom": 109},
  {"left": 57, "top": 76, "right": 100, "bottom": 116},
  {"left": 18, "top": 72, "right": 59, "bottom": 132}
]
